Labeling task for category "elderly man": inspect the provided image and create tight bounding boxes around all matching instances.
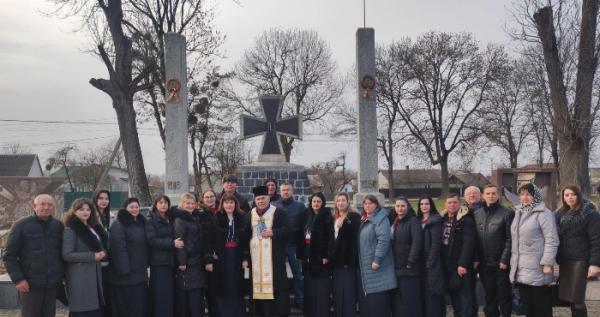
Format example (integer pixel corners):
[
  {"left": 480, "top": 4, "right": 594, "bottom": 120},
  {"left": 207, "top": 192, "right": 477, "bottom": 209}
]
[
  {"left": 473, "top": 185, "right": 513, "bottom": 317},
  {"left": 3, "top": 194, "right": 65, "bottom": 317},
  {"left": 220, "top": 174, "right": 251, "bottom": 213},
  {"left": 442, "top": 194, "right": 477, "bottom": 317},
  {"left": 250, "top": 186, "right": 290, "bottom": 317},
  {"left": 274, "top": 182, "right": 306, "bottom": 308}
]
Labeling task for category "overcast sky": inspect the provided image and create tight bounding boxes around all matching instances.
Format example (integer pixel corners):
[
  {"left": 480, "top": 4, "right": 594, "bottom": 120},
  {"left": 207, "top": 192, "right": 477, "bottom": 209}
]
[{"left": 1, "top": 0, "right": 526, "bottom": 175}]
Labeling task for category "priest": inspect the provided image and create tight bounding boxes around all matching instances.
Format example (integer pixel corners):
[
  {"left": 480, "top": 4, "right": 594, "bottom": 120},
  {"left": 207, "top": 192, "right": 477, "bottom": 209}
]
[{"left": 250, "top": 185, "right": 290, "bottom": 317}]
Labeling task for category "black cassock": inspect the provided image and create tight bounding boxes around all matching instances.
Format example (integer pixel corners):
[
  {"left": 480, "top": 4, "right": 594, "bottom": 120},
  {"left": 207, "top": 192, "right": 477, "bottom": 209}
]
[{"left": 250, "top": 207, "right": 290, "bottom": 317}]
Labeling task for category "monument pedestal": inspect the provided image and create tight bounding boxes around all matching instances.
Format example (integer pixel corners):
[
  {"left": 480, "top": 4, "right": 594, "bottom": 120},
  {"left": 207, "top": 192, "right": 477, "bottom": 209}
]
[
  {"left": 236, "top": 162, "right": 312, "bottom": 204},
  {"left": 353, "top": 192, "right": 386, "bottom": 211}
]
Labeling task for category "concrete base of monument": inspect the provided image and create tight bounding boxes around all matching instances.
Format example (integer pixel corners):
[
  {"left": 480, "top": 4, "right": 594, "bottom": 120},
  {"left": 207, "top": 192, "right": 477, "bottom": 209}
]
[
  {"left": 353, "top": 192, "right": 386, "bottom": 211},
  {"left": 237, "top": 162, "right": 312, "bottom": 204}
]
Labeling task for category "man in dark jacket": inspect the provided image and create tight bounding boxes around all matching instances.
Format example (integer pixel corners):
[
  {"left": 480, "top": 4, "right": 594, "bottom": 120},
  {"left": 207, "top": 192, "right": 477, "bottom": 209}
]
[
  {"left": 442, "top": 193, "right": 477, "bottom": 317},
  {"left": 3, "top": 194, "right": 65, "bottom": 317},
  {"left": 474, "top": 184, "right": 513, "bottom": 317},
  {"left": 274, "top": 182, "right": 306, "bottom": 308},
  {"left": 220, "top": 174, "right": 251, "bottom": 213}
]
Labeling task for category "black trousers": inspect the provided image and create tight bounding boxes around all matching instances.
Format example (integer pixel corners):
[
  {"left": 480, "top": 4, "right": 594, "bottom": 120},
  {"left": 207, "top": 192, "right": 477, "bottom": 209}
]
[
  {"left": 516, "top": 283, "right": 552, "bottom": 317},
  {"left": 71, "top": 309, "right": 103, "bottom": 317},
  {"left": 304, "top": 275, "right": 330, "bottom": 317},
  {"left": 150, "top": 265, "right": 175, "bottom": 317},
  {"left": 19, "top": 287, "right": 57, "bottom": 317},
  {"left": 392, "top": 276, "right": 422, "bottom": 317},
  {"left": 178, "top": 288, "right": 205, "bottom": 317},
  {"left": 110, "top": 282, "right": 147, "bottom": 317},
  {"left": 479, "top": 265, "right": 511, "bottom": 317},
  {"left": 333, "top": 267, "right": 357, "bottom": 317},
  {"left": 357, "top": 270, "right": 390, "bottom": 317}
]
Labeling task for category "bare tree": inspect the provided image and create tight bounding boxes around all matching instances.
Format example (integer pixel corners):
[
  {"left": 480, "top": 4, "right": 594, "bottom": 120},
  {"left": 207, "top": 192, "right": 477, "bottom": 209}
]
[
  {"left": 49, "top": 0, "right": 156, "bottom": 204},
  {"left": 1, "top": 143, "right": 33, "bottom": 155},
  {"left": 131, "top": 1, "right": 224, "bottom": 144},
  {"left": 397, "top": 32, "right": 507, "bottom": 197},
  {"left": 508, "top": 0, "right": 600, "bottom": 195},
  {"left": 375, "top": 41, "right": 413, "bottom": 199},
  {"left": 211, "top": 138, "right": 250, "bottom": 180},
  {"left": 46, "top": 145, "right": 77, "bottom": 192},
  {"left": 231, "top": 28, "right": 345, "bottom": 162},
  {"left": 534, "top": 1, "right": 598, "bottom": 196},
  {"left": 474, "top": 58, "right": 533, "bottom": 168},
  {"left": 188, "top": 70, "right": 235, "bottom": 191}
]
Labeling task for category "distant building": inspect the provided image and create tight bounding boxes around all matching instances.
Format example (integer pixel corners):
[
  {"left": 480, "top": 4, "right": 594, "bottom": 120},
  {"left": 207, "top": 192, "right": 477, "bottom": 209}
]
[
  {"left": 378, "top": 167, "right": 490, "bottom": 198},
  {"left": 51, "top": 166, "right": 129, "bottom": 192},
  {"left": 0, "top": 154, "right": 44, "bottom": 177},
  {"left": 590, "top": 168, "right": 600, "bottom": 196}
]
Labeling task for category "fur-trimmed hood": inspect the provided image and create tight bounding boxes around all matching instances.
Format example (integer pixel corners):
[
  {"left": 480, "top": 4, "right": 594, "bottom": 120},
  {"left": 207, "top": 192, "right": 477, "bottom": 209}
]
[
  {"left": 116, "top": 209, "right": 146, "bottom": 226},
  {"left": 66, "top": 217, "right": 107, "bottom": 252}
]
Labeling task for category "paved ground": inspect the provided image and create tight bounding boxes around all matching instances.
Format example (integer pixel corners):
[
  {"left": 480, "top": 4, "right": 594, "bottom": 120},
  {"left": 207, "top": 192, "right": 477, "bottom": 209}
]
[{"left": 0, "top": 304, "right": 598, "bottom": 316}]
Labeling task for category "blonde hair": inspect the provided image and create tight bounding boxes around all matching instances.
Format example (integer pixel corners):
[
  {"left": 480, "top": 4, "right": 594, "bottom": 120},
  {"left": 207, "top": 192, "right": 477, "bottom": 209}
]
[{"left": 179, "top": 192, "right": 196, "bottom": 206}]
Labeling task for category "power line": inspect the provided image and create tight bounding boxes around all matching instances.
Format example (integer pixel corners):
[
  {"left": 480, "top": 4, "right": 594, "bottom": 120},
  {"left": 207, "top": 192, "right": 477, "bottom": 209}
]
[{"left": 0, "top": 135, "right": 118, "bottom": 148}]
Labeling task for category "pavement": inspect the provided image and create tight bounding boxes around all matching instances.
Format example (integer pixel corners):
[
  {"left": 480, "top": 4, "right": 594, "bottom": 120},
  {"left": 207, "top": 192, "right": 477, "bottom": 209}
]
[{"left": 0, "top": 280, "right": 599, "bottom": 316}]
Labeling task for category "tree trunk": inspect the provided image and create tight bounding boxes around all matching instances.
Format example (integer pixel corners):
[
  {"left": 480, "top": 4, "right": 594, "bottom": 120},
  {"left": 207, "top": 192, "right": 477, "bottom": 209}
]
[
  {"left": 534, "top": 3, "right": 598, "bottom": 197},
  {"left": 440, "top": 158, "right": 450, "bottom": 198},
  {"left": 190, "top": 132, "right": 201, "bottom": 192},
  {"left": 114, "top": 95, "right": 152, "bottom": 205},
  {"left": 281, "top": 136, "right": 293, "bottom": 162},
  {"left": 387, "top": 129, "right": 395, "bottom": 200}
]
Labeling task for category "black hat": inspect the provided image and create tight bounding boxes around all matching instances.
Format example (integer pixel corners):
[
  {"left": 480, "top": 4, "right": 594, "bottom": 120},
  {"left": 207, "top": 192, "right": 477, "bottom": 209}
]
[
  {"left": 223, "top": 174, "right": 238, "bottom": 183},
  {"left": 253, "top": 186, "right": 269, "bottom": 197}
]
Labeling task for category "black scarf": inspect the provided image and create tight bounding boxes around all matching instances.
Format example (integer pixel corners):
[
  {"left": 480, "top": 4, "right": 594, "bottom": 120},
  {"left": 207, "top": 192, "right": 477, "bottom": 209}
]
[
  {"left": 557, "top": 200, "right": 598, "bottom": 234},
  {"left": 67, "top": 217, "right": 108, "bottom": 252}
]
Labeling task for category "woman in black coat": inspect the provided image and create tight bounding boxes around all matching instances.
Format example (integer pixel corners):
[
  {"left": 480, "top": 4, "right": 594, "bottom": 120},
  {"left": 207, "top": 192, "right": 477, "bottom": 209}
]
[
  {"left": 417, "top": 196, "right": 446, "bottom": 317},
  {"left": 205, "top": 193, "right": 250, "bottom": 317},
  {"left": 108, "top": 198, "right": 149, "bottom": 317},
  {"left": 199, "top": 189, "right": 219, "bottom": 316},
  {"left": 390, "top": 196, "right": 423, "bottom": 317},
  {"left": 556, "top": 185, "right": 600, "bottom": 317},
  {"left": 331, "top": 192, "right": 361, "bottom": 317},
  {"left": 92, "top": 189, "right": 112, "bottom": 317},
  {"left": 146, "top": 195, "right": 185, "bottom": 317},
  {"left": 298, "top": 192, "right": 334, "bottom": 317},
  {"left": 173, "top": 192, "right": 208, "bottom": 317}
]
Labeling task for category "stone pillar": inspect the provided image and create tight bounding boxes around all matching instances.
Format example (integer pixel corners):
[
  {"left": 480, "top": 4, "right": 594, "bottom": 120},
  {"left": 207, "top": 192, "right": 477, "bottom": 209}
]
[
  {"left": 354, "top": 28, "right": 385, "bottom": 209},
  {"left": 164, "top": 33, "right": 189, "bottom": 202}
]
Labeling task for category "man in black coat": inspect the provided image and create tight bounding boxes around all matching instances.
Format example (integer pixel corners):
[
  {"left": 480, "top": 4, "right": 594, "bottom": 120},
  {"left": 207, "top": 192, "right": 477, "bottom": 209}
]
[
  {"left": 274, "top": 182, "right": 306, "bottom": 308},
  {"left": 250, "top": 186, "right": 290, "bottom": 317},
  {"left": 473, "top": 184, "right": 513, "bottom": 317},
  {"left": 3, "top": 194, "right": 65, "bottom": 317},
  {"left": 442, "top": 193, "right": 477, "bottom": 317},
  {"left": 220, "top": 174, "right": 251, "bottom": 213}
]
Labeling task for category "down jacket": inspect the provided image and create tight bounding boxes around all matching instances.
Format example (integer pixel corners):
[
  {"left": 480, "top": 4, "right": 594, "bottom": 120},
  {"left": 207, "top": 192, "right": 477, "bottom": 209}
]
[
  {"left": 358, "top": 208, "right": 397, "bottom": 294},
  {"left": 109, "top": 209, "right": 149, "bottom": 286},
  {"left": 510, "top": 187, "right": 559, "bottom": 286}
]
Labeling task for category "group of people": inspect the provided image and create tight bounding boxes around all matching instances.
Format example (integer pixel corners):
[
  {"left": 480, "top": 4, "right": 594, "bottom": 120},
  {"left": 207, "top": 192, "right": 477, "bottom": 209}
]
[{"left": 3, "top": 174, "right": 600, "bottom": 317}]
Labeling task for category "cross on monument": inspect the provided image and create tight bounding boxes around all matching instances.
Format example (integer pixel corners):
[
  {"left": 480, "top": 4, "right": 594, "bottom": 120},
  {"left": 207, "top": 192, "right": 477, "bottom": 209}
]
[{"left": 240, "top": 96, "right": 302, "bottom": 163}]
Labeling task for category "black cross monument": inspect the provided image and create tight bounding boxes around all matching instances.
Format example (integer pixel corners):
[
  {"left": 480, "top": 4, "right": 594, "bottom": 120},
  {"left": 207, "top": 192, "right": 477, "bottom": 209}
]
[{"left": 240, "top": 96, "right": 302, "bottom": 162}]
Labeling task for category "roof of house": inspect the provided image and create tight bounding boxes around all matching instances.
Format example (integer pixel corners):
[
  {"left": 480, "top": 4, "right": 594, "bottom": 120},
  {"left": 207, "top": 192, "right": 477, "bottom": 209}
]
[
  {"left": 0, "top": 154, "right": 42, "bottom": 176},
  {"left": 380, "top": 169, "right": 443, "bottom": 184},
  {"left": 380, "top": 169, "right": 490, "bottom": 188},
  {"left": 452, "top": 172, "right": 491, "bottom": 187}
]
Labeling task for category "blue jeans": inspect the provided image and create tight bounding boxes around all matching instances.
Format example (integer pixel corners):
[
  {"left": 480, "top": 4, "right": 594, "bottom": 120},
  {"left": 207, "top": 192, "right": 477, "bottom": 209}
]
[
  {"left": 449, "top": 273, "right": 475, "bottom": 317},
  {"left": 286, "top": 244, "right": 303, "bottom": 302}
]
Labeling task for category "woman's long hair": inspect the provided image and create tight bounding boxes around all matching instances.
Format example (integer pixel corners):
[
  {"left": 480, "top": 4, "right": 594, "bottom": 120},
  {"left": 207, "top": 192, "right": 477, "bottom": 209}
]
[
  {"left": 63, "top": 198, "right": 99, "bottom": 226},
  {"left": 416, "top": 196, "right": 439, "bottom": 218},
  {"left": 558, "top": 185, "right": 584, "bottom": 212},
  {"left": 333, "top": 192, "right": 355, "bottom": 216},
  {"left": 152, "top": 194, "right": 171, "bottom": 213},
  {"left": 218, "top": 193, "right": 242, "bottom": 214}
]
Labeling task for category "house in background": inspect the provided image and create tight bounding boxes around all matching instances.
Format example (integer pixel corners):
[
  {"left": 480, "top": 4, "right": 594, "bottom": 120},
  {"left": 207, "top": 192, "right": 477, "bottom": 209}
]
[
  {"left": 0, "top": 155, "right": 44, "bottom": 177},
  {"left": 378, "top": 167, "right": 490, "bottom": 198},
  {"left": 591, "top": 168, "right": 600, "bottom": 196}
]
